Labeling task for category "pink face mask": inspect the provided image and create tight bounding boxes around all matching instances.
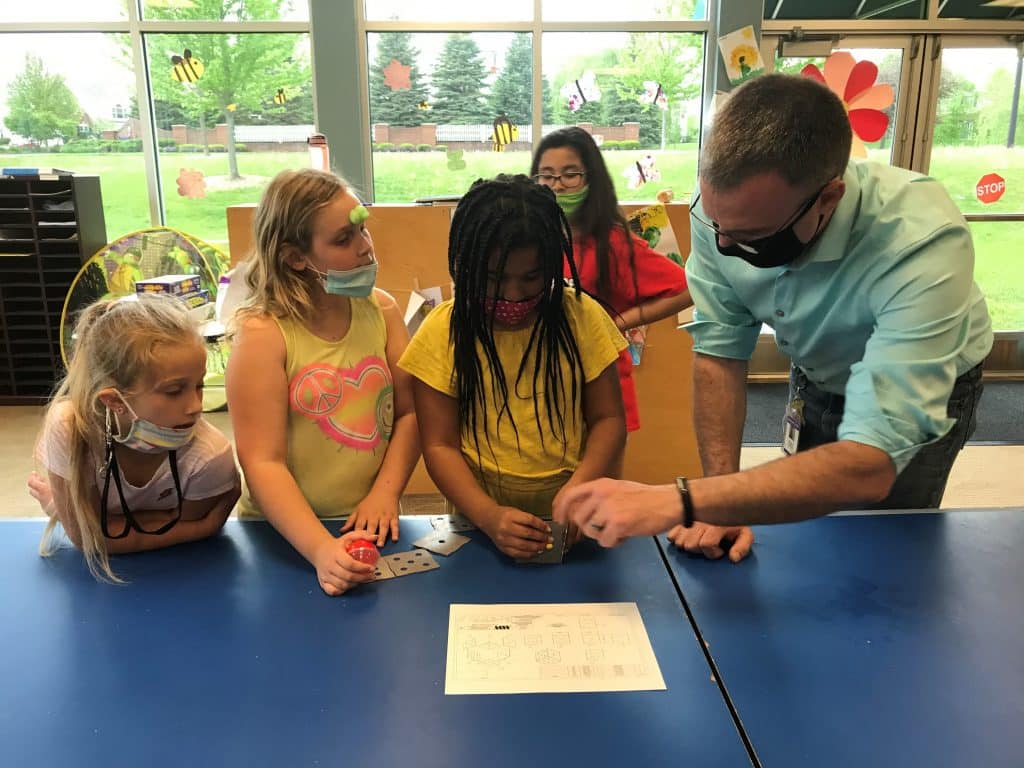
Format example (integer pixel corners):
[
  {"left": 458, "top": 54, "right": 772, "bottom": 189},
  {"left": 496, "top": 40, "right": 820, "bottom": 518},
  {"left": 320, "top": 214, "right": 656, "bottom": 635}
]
[{"left": 485, "top": 293, "right": 543, "bottom": 327}]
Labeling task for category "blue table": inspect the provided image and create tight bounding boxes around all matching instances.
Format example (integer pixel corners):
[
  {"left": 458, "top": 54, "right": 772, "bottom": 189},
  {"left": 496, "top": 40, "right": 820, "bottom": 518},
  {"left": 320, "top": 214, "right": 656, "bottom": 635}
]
[
  {"left": 0, "top": 517, "right": 749, "bottom": 768},
  {"left": 663, "top": 509, "right": 1024, "bottom": 768}
]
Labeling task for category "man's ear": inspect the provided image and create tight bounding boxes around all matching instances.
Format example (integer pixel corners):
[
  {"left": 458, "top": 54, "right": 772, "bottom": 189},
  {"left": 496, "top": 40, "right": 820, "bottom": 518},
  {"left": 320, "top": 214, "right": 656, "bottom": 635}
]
[
  {"left": 820, "top": 178, "right": 846, "bottom": 216},
  {"left": 97, "top": 388, "right": 124, "bottom": 413},
  {"left": 282, "top": 244, "right": 308, "bottom": 272}
]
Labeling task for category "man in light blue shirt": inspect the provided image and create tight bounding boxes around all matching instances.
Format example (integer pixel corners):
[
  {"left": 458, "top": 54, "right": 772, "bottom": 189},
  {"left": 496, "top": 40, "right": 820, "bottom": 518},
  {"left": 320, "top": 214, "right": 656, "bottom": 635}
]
[{"left": 553, "top": 73, "right": 993, "bottom": 559}]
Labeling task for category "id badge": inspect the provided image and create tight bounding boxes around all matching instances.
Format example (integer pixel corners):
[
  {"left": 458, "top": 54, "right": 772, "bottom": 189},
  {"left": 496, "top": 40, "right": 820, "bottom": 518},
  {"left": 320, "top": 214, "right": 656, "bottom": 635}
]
[{"left": 782, "top": 398, "right": 803, "bottom": 455}]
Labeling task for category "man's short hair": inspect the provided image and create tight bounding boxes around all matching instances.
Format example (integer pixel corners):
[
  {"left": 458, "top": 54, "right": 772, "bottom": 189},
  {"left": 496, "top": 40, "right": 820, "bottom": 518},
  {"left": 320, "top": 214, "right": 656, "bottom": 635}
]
[{"left": 700, "top": 73, "right": 853, "bottom": 192}]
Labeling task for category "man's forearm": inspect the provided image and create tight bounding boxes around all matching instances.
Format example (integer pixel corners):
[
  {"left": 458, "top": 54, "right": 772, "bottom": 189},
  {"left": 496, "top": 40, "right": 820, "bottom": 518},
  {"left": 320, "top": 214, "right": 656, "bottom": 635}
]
[
  {"left": 690, "top": 440, "right": 897, "bottom": 526},
  {"left": 693, "top": 353, "right": 748, "bottom": 476}
]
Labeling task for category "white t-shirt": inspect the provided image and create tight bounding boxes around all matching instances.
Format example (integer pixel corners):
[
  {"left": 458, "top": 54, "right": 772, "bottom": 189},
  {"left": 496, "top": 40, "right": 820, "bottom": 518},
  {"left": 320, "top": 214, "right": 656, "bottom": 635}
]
[{"left": 39, "top": 401, "right": 239, "bottom": 514}]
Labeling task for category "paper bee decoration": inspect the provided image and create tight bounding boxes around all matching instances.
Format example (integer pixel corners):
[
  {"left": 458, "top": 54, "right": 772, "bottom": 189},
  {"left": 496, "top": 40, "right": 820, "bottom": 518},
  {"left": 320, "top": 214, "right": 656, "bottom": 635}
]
[
  {"left": 491, "top": 115, "right": 519, "bottom": 152},
  {"left": 170, "top": 49, "right": 204, "bottom": 83},
  {"left": 624, "top": 154, "right": 660, "bottom": 190},
  {"left": 640, "top": 81, "right": 668, "bottom": 111},
  {"left": 273, "top": 88, "right": 287, "bottom": 105},
  {"left": 560, "top": 72, "right": 601, "bottom": 113},
  {"left": 417, "top": 100, "right": 431, "bottom": 111}
]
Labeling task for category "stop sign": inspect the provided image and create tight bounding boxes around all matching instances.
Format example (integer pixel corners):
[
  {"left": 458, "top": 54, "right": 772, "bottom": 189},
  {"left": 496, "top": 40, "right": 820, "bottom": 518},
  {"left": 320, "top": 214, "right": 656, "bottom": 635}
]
[{"left": 976, "top": 173, "right": 1005, "bottom": 204}]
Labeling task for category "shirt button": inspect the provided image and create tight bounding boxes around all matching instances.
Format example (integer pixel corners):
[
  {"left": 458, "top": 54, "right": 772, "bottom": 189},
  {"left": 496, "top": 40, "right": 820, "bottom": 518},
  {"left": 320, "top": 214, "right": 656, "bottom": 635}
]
[{"left": 775, "top": 309, "right": 785, "bottom": 317}]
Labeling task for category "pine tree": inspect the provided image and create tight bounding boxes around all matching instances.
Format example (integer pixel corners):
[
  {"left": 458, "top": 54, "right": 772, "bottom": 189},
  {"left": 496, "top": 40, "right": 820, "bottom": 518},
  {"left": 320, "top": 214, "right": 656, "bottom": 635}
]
[
  {"left": 489, "top": 34, "right": 532, "bottom": 125},
  {"left": 431, "top": 34, "right": 489, "bottom": 124},
  {"left": 369, "top": 32, "right": 428, "bottom": 127}
]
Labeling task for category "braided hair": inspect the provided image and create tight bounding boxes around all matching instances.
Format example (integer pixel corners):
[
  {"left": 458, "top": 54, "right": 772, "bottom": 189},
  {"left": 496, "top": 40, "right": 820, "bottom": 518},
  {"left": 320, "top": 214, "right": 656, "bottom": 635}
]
[{"left": 448, "top": 174, "right": 586, "bottom": 470}]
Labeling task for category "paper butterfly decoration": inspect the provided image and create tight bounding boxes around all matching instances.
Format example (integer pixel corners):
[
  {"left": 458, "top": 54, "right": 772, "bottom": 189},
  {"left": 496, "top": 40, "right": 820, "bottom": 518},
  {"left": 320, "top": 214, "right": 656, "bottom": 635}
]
[
  {"left": 640, "top": 81, "right": 668, "bottom": 111},
  {"left": 624, "top": 155, "right": 660, "bottom": 190},
  {"left": 561, "top": 72, "right": 601, "bottom": 113},
  {"left": 801, "top": 52, "right": 894, "bottom": 158},
  {"left": 383, "top": 59, "right": 412, "bottom": 91},
  {"left": 446, "top": 148, "right": 466, "bottom": 171}
]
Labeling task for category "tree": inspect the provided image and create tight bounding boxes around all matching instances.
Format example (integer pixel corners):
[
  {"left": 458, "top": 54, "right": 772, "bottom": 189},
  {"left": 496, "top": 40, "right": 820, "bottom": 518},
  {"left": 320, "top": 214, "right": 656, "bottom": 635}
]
[
  {"left": 977, "top": 67, "right": 1023, "bottom": 147},
  {"left": 431, "top": 34, "right": 489, "bottom": 124},
  {"left": 368, "top": 32, "right": 428, "bottom": 127},
  {"left": 616, "top": 28, "right": 703, "bottom": 148},
  {"left": 932, "top": 69, "right": 980, "bottom": 147},
  {"left": 143, "top": 0, "right": 310, "bottom": 179},
  {"left": 488, "top": 33, "right": 553, "bottom": 126},
  {"left": 4, "top": 54, "right": 82, "bottom": 145}
]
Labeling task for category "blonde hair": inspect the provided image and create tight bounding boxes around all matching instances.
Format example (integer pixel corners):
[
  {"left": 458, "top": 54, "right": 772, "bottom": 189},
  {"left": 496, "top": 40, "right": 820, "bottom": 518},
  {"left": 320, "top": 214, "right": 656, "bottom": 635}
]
[
  {"left": 38, "top": 293, "right": 204, "bottom": 582},
  {"left": 238, "top": 168, "right": 353, "bottom": 325}
]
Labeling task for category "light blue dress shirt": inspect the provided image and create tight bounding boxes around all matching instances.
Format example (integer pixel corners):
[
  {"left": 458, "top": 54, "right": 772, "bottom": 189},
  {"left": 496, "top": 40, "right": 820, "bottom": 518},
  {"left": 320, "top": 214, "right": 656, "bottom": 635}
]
[{"left": 685, "top": 162, "right": 993, "bottom": 472}]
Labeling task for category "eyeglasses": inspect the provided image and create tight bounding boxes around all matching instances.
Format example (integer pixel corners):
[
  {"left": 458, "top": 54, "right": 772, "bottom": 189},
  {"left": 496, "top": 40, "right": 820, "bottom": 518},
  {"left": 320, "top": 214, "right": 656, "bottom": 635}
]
[
  {"left": 532, "top": 171, "right": 586, "bottom": 190},
  {"left": 689, "top": 184, "right": 827, "bottom": 254}
]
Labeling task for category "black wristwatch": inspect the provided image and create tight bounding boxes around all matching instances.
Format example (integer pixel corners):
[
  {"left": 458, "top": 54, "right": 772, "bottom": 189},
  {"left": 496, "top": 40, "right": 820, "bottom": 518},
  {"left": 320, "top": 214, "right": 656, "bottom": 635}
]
[{"left": 676, "top": 476, "right": 694, "bottom": 528}]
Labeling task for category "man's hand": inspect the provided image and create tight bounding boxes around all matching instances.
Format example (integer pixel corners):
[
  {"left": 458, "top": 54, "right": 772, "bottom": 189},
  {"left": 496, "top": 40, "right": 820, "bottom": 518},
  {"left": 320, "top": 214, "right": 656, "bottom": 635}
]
[
  {"left": 667, "top": 522, "right": 754, "bottom": 563},
  {"left": 553, "top": 478, "right": 681, "bottom": 548}
]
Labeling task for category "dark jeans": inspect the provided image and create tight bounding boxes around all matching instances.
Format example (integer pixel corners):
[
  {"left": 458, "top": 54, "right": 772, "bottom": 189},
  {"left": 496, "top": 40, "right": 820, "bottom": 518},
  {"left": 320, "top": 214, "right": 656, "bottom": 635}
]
[{"left": 790, "top": 364, "right": 984, "bottom": 509}]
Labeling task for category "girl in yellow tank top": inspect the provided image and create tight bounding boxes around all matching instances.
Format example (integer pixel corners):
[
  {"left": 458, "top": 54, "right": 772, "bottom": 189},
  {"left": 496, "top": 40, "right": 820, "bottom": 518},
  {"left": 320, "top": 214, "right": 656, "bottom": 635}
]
[{"left": 227, "top": 169, "right": 419, "bottom": 597}]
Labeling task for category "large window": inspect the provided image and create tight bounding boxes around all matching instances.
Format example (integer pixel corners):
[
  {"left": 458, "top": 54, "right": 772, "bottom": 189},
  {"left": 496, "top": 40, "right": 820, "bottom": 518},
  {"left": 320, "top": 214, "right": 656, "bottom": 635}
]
[
  {"left": 367, "top": 32, "right": 533, "bottom": 202},
  {"left": 542, "top": 31, "right": 704, "bottom": 202},
  {"left": 0, "top": 33, "right": 151, "bottom": 240},
  {"left": 363, "top": 1, "right": 709, "bottom": 202},
  {"left": 926, "top": 44, "right": 1024, "bottom": 331},
  {"left": 145, "top": 32, "right": 313, "bottom": 242}
]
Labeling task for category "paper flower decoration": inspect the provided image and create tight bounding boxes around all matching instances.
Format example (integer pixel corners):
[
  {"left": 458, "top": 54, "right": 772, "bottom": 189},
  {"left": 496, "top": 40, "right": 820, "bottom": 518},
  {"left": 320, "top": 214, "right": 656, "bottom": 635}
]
[
  {"left": 383, "top": 59, "right": 412, "bottom": 91},
  {"left": 176, "top": 168, "right": 206, "bottom": 199},
  {"left": 801, "top": 52, "right": 895, "bottom": 158}
]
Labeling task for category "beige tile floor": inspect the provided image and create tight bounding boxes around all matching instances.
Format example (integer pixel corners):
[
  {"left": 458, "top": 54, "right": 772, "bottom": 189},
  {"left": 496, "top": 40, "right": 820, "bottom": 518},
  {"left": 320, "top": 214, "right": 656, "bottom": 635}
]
[{"left": 1, "top": 405, "right": 1020, "bottom": 518}]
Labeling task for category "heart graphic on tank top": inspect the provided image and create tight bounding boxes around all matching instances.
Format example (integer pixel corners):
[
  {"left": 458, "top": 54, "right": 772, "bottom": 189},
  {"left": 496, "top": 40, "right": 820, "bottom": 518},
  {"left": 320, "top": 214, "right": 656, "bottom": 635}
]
[{"left": 290, "top": 356, "right": 393, "bottom": 450}]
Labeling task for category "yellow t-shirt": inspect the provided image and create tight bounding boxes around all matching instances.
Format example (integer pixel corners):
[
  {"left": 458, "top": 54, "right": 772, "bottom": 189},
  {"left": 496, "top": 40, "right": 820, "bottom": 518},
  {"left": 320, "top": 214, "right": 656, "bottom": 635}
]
[
  {"left": 398, "top": 291, "right": 626, "bottom": 479},
  {"left": 239, "top": 294, "right": 394, "bottom": 518}
]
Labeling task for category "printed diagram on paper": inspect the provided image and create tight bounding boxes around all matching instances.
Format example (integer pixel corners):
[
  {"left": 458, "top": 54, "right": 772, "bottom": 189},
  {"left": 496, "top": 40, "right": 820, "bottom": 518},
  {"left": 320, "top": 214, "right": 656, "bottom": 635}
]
[{"left": 445, "top": 603, "right": 666, "bottom": 695}]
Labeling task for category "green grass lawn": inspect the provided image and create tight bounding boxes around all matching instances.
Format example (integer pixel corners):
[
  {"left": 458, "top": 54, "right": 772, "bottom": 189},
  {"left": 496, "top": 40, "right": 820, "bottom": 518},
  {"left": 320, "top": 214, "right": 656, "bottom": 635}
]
[{"left": 3, "top": 146, "right": 1020, "bottom": 328}]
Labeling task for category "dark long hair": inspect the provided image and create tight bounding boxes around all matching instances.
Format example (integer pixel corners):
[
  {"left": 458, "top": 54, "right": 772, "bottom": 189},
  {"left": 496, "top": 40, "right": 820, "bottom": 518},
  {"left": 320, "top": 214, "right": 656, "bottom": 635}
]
[
  {"left": 530, "top": 126, "right": 638, "bottom": 303},
  {"left": 448, "top": 174, "right": 586, "bottom": 468}
]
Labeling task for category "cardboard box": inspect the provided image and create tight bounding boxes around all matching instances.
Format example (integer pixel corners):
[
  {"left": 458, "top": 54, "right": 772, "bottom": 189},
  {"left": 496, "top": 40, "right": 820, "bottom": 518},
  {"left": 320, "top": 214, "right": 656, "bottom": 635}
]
[{"left": 135, "top": 274, "right": 201, "bottom": 296}]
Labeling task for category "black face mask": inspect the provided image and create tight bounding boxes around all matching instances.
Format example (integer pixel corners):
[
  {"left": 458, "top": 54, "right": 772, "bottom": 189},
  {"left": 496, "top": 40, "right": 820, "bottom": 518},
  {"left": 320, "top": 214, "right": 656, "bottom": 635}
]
[
  {"left": 692, "top": 183, "right": 829, "bottom": 269},
  {"left": 715, "top": 213, "right": 825, "bottom": 269}
]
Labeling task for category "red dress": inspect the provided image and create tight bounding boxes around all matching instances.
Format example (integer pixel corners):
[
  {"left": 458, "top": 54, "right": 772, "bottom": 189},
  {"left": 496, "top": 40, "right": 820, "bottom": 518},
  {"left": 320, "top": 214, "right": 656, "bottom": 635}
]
[{"left": 565, "top": 226, "right": 688, "bottom": 432}]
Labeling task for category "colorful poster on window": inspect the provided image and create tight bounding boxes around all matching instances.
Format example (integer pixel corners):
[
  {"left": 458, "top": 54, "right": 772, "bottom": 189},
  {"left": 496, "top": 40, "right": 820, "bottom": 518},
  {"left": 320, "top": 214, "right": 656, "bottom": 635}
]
[{"left": 717, "top": 26, "right": 764, "bottom": 86}]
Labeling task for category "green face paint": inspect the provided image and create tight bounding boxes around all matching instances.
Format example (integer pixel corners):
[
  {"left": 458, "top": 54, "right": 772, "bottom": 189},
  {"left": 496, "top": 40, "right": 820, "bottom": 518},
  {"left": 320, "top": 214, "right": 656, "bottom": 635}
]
[{"left": 349, "top": 204, "right": 370, "bottom": 225}]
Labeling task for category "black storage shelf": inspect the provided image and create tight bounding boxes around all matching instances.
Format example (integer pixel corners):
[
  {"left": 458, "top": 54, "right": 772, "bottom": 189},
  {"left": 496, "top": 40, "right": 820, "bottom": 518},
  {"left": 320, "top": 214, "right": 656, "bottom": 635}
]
[{"left": 0, "top": 175, "right": 106, "bottom": 403}]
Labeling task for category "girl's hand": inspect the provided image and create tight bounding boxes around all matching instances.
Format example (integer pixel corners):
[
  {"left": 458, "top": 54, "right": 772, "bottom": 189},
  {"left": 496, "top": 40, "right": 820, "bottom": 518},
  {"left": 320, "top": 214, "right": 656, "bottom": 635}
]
[
  {"left": 342, "top": 492, "right": 400, "bottom": 546},
  {"left": 314, "top": 530, "right": 378, "bottom": 596},
  {"left": 26, "top": 472, "right": 54, "bottom": 515},
  {"left": 483, "top": 506, "right": 553, "bottom": 559}
]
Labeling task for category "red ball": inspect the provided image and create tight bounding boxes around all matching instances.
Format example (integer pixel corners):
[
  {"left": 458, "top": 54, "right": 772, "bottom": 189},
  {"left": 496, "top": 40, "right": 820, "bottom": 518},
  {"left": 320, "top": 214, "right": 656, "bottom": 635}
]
[{"left": 346, "top": 538, "right": 379, "bottom": 565}]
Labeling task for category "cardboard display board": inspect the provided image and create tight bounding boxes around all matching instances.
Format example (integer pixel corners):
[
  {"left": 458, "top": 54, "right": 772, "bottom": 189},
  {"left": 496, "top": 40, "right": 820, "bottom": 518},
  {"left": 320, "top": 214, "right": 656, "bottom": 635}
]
[{"left": 225, "top": 202, "right": 701, "bottom": 491}]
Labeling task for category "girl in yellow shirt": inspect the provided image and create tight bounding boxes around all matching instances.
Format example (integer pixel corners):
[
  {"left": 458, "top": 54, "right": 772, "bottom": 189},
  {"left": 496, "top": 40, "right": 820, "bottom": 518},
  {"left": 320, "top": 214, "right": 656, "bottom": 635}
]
[
  {"left": 227, "top": 169, "right": 419, "bottom": 596},
  {"left": 399, "top": 175, "right": 626, "bottom": 559}
]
